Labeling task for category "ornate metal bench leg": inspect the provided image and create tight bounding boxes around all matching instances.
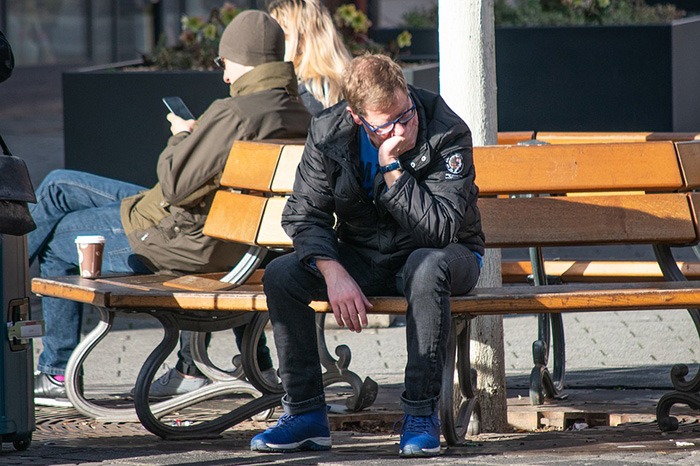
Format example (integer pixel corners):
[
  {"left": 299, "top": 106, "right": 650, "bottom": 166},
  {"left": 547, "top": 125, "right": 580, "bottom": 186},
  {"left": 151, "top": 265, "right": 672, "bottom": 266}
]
[
  {"left": 132, "top": 312, "right": 184, "bottom": 437},
  {"left": 530, "top": 313, "right": 567, "bottom": 405},
  {"left": 65, "top": 308, "right": 267, "bottom": 424},
  {"left": 64, "top": 306, "right": 139, "bottom": 420},
  {"left": 133, "top": 312, "right": 281, "bottom": 440},
  {"left": 657, "top": 363, "right": 700, "bottom": 431},
  {"left": 653, "top": 245, "right": 700, "bottom": 430},
  {"left": 315, "top": 313, "right": 378, "bottom": 412},
  {"left": 440, "top": 315, "right": 480, "bottom": 446},
  {"left": 528, "top": 245, "right": 567, "bottom": 405}
]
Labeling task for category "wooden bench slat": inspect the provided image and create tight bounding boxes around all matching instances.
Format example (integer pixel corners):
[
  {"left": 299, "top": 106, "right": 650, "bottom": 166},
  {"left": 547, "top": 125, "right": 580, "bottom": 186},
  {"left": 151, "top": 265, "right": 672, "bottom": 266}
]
[
  {"left": 675, "top": 141, "right": 700, "bottom": 190},
  {"left": 31, "top": 276, "right": 700, "bottom": 315},
  {"left": 474, "top": 142, "right": 685, "bottom": 195},
  {"left": 220, "top": 140, "right": 304, "bottom": 193},
  {"left": 537, "top": 132, "right": 655, "bottom": 144},
  {"left": 270, "top": 144, "right": 304, "bottom": 193},
  {"left": 535, "top": 132, "right": 700, "bottom": 144},
  {"left": 256, "top": 197, "right": 290, "bottom": 247},
  {"left": 207, "top": 191, "right": 698, "bottom": 249},
  {"left": 501, "top": 260, "right": 700, "bottom": 283},
  {"left": 481, "top": 193, "right": 697, "bottom": 247},
  {"left": 204, "top": 191, "right": 293, "bottom": 248},
  {"left": 645, "top": 132, "right": 700, "bottom": 141},
  {"left": 203, "top": 190, "right": 266, "bottom": 244},
  {"left": 220, "top": 141, "right": 283, "bottom": 192},
  {"left": 219, "top": 140, "right": 700, "bottom": 196},
  {"left": 496, "top": 131, "right": 535, "bottom": 145}
]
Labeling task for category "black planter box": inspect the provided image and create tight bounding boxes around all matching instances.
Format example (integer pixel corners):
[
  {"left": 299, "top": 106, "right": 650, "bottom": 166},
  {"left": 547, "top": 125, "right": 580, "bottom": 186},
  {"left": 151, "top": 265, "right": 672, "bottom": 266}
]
[
  {"left": 63, "top": 68, "right": 227, "bottom": 187},
  {"left": 372, "top": 17, "right": 700, "bottom": 132}
]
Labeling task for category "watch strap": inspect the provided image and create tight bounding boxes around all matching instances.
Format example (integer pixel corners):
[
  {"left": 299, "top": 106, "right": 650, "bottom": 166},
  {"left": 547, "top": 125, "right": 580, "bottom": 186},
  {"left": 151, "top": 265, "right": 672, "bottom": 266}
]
[{"left": 379, "top": 160, "right": 402, "bottom": 174}]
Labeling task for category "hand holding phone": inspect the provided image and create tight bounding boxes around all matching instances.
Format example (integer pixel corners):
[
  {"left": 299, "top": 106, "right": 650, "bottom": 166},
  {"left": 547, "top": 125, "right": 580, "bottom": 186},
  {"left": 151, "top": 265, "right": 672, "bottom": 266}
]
[{"left": 162, "top": 96, "right": 195, "bottom": 120}]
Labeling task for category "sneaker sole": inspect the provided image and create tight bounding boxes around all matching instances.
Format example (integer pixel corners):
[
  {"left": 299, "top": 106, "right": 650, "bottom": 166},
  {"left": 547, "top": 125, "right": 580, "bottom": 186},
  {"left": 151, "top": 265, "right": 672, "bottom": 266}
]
[
  {"left": 129, "top": 382, "right": 211, "bottom": 399},
  {"left": 35, "top": 397, "right": 73, "bottom": 408},
  {"left": 399, "top": 444, "right": 441, "bottom": 457},
  {"left": 251, "top": 437, "right": 332, "bottom": 453}
]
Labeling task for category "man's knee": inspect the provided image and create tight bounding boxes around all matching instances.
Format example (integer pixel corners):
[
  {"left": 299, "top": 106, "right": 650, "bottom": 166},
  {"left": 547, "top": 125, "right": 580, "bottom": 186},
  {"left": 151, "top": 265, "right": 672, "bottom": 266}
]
[
  {"left": 262, "top": 253, "right": 298, "bottom": 295},
  {"left": 403, "top": 248, "right": 450, "bottom": 288}
]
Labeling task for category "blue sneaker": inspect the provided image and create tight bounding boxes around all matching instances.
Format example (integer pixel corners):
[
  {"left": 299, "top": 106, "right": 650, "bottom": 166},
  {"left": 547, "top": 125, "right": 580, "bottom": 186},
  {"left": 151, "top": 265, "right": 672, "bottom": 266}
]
[
  {"left": 399, "top": 412, "right": 441, "bottom": 457},
  {"left": 250, "top": 407, "right": 331, "bottom": 452}
]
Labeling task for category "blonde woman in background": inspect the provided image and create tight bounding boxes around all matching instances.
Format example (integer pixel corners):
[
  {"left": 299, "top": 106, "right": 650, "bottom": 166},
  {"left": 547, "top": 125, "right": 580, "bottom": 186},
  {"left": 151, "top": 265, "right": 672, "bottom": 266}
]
[{"left": 268, "top": 0, "right": 351, "bottom": 114}]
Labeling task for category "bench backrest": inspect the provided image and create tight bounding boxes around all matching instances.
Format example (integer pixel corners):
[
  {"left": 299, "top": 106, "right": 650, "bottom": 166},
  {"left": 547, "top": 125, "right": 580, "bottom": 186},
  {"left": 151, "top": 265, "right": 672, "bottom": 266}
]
[
  {"left": 203, "top": 140, "right": 700, "bottom": 251},
  {"left": 497, "top": 131, "right": 700, "bottom": 146}
]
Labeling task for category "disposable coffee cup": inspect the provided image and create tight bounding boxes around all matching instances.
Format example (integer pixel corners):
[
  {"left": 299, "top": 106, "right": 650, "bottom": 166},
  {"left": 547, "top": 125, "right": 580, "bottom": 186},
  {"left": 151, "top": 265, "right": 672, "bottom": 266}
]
[{"left": 75, "top": 235, "right": 106, "bottom": 279}]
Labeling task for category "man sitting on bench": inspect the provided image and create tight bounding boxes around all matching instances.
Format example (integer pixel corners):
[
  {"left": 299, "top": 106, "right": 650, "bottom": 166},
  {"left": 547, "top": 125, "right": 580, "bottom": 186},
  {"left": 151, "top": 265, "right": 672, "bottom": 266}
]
[
  {"left": 29, "top": 10, "right": 311, "bottom": 407},
  {"left": 251, "top": 54, "right": 484, "bottom": 458}
]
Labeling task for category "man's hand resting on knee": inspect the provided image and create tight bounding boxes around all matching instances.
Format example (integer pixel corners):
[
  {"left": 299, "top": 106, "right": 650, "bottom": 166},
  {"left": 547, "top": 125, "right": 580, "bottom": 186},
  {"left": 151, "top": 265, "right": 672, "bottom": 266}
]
[{"left": 316, "top": 259, "right": 372, "bottom": 333}]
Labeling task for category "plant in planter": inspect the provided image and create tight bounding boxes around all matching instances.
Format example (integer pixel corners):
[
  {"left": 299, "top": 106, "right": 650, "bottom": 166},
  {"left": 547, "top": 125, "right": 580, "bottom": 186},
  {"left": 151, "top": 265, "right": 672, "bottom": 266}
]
[
  {"left": 398, "top": 1, "right": 686, "bottom": 27},
  {"left": 333, "top": 3, "right": 411, "bottom": 58},
  {"left": 146, "top": 2, "right": 242, "bottom": 70},
  {"left": 494, "top": 0, "right": 685, "bottom": 26}
]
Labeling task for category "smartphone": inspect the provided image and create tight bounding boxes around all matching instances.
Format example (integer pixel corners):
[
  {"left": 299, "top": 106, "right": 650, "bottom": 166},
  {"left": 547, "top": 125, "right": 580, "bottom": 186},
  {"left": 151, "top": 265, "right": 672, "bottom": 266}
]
[{"left": 162, "top": 96, "right": 195, "bottom": 120}]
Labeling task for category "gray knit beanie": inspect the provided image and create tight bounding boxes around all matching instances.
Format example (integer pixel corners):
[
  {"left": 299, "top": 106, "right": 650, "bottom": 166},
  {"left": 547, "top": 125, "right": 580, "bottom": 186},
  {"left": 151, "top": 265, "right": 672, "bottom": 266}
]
[{"left": 218, "top": 10, "right": 284, "bottom": 66}]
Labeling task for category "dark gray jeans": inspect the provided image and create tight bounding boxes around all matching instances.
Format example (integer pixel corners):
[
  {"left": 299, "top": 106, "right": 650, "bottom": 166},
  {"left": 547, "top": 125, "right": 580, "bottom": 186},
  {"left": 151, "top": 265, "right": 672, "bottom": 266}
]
[{"left": 263, "top": 242, "right": 481, "bottom": 416}]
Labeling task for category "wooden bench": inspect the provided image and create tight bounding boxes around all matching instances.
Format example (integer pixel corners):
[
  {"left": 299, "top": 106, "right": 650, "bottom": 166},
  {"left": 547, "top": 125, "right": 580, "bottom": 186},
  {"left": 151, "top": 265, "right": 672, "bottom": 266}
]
[
  {"left": 496, "top": 133, "right": 700, "bottom": 285},
  {"left": 497, "top": 131, "right": 700, "bottom": 146},
  {"left": 32, "top": 140, "right": 700, "bottom": 445}
]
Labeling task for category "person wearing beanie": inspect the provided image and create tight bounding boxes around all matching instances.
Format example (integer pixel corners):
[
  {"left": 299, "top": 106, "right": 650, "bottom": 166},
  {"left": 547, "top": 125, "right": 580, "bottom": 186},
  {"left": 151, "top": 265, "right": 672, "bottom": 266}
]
[{"left": 30, "top": 10, "right": 311, "bottom": 407}]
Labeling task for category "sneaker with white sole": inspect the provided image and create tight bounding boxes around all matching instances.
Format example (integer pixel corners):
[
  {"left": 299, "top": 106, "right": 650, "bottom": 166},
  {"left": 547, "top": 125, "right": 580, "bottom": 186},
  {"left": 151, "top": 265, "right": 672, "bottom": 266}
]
[
  {"left": 34, "top": 372, "right": 73, "bottom": 408},
  {"left": 399, "top": 412, "right": 442, "bottom": 457},
  {"left": 250, "top": 406, "right": 331, "bottom": 452},
  {"left": 135, "top": 368, "right": 210, "bottom": 398}
]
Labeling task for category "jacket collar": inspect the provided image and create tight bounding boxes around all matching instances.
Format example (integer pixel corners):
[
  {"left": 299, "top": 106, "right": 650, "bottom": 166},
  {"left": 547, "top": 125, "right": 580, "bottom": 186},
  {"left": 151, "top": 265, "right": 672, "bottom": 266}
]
[{"left": 229, "top": 61, "right": 299, "bottom": 97}]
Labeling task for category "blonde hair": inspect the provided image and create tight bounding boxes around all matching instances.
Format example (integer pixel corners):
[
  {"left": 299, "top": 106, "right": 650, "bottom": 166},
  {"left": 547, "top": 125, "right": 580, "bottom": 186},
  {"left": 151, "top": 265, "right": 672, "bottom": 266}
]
[
  {"left": 268, "top": 0, "right": 351, "bottom": 108},
  {"left": 342, "top": 53, "right": 408, "bottom": 116}
]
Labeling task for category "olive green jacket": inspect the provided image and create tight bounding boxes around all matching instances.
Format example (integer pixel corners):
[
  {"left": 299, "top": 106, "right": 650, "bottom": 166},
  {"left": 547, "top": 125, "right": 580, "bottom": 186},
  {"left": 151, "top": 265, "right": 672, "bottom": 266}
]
[{"left": 120, "top": 62, "right": 311, "bottom": 274}]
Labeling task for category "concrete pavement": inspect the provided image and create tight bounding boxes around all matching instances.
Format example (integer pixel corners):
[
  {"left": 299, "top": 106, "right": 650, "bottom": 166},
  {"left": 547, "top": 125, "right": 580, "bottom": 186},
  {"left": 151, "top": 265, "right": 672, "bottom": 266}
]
[{"left": 1, "top": 64, "right": 700, "bottom": 464}]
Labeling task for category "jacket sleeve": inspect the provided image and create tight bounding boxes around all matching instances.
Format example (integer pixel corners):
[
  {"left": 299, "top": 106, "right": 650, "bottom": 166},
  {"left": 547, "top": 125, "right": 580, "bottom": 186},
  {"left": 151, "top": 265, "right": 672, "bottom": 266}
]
[
  {"left": 156, "top": 100, "right": 242, "bottom": 206},
  {"left": 281, "top": 136, "right": 340, "bottom": 263},
  {"left": 379, "top": 121, "right": 474, "bottom": 249}
]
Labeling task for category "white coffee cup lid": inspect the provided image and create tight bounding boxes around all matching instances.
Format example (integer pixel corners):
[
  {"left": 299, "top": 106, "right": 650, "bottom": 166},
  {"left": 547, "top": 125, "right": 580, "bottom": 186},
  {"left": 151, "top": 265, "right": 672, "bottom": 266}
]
[{"left": 75, "top": 235, "right": 106, "bottom": 244}]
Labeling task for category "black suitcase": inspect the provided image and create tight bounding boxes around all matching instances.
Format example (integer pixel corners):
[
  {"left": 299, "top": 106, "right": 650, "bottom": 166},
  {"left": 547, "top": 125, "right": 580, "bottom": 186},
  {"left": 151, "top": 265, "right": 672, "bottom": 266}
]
[
  {"left": 0, "top": 233, "right": 36, "bottom": 451},
  {"left": 0, "top": 133, "right": 40, "bottom": 451}
]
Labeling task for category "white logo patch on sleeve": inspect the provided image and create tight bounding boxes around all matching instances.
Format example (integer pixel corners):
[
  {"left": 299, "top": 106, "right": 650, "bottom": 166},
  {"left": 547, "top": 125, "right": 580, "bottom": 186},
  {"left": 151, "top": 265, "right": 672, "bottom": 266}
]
[{"left": 445, "top": 153, "right": 465, "bottom": 179}]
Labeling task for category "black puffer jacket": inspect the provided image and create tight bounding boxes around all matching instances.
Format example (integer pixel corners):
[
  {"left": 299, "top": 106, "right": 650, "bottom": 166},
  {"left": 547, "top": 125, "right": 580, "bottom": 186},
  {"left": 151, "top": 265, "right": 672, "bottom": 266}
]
[{"left": 282, "top": 86, "right": 484, "bottom": 275}]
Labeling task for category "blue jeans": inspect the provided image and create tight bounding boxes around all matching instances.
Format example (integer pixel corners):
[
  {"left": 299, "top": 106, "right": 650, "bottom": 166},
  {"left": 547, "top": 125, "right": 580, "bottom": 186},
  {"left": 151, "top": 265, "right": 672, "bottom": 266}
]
[
  {"left": 263, "top": 242, "right": 481, "bottom": 416},
  {"left": 29, "top": 169, "right": 151, "bottom": 376}
]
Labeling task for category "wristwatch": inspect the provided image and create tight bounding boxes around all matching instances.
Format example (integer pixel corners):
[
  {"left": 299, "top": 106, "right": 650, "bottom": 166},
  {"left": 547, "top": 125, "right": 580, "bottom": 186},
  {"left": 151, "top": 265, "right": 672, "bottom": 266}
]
[{"left": 379, "top": 160, "right": 402, "bottom": 174}]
